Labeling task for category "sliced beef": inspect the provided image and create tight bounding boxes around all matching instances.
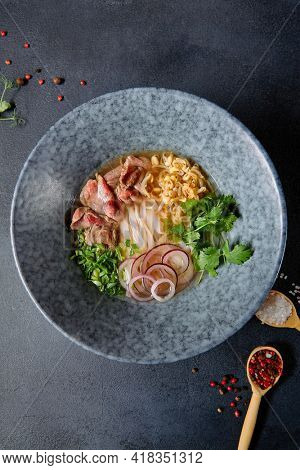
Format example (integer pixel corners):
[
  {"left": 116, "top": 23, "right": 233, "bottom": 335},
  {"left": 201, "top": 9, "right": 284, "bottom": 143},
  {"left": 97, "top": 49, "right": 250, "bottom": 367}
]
[
  {"left": 79, "top": 156, "right": 149, "bottom": 220},
  {"left": 125, "top": 155, "right": 151, "bottom": 170},
  {"left": 103, "top": 165, "right": 122, "bottom": 188},
  {"left": 103, "top": 199, "right": 124, "bottom": 220},
  {"left": 120, "top": 166, "right": 143, "bottom": 188},
  {"left": 96, "top": 174, "right": 124, "bottom": 221},
  {"left": 96, "top": 174, "right": 115, "bottom": 203},
  {"left": 104, "top": 157, "right": 149, "bottom": 190},
  {"left": 117, "top": 155, "right": 150, "bottom": 204},
  {"left": 80, "top": 176, "right": 124, "bottom": 222},
  {"left": 119, "top": 156, "right": 149, "bottom": 188},
  {"left": 70, "top": 207, "right": 108, "bottom": 230},
  {"left": 117, "top": 187, "right": 143, "bottom": 204},
  {"left": 85, "top": 224, "right": 118, "bottom": 248},
  {"left": 80, "top": 179, "right": 103, "bottom": 214},
  {"left": 70, "top": 207, "right": 119, "bottom": 248}
]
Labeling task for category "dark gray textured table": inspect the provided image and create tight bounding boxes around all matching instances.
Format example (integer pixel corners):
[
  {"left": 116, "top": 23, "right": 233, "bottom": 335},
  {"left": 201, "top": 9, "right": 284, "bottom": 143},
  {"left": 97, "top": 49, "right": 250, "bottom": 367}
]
[{"left": 0, "top": 0, "right": 299, "bottom": 450}]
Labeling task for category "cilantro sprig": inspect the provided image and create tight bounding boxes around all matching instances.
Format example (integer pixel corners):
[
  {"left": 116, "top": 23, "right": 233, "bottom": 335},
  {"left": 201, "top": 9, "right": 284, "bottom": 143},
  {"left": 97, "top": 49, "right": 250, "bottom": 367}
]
[
  {"left": 71, "top": 231, "right": 125, "bottom": 297},
  {"left": 181, "top": 193, "right": 237, "bottom": 235},
  {"left": 170, "top": 194, "right": 253, "bottom": 276},
  {"left": 0, "top": 75, "right": 24, "bottom": 126}
]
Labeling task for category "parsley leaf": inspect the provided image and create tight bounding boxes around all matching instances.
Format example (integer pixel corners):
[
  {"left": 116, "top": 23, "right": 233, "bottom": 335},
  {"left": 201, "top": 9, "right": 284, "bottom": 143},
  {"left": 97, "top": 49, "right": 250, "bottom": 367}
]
[{"left": 218, "top": 194, "right": 237, "bottom": 208}]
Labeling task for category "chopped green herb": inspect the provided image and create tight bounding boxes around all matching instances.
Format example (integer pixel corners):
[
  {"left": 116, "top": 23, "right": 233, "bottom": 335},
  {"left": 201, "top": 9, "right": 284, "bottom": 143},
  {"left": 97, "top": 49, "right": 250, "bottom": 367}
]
[
  {"left": 124, "top": 239, "right": 140, "bottom": 256},
  {"left": 129, "top": 243, "right": 139, "bottom": 256},
  {"left": 71, "top": 231, "right": 125, "bottom": 297}
]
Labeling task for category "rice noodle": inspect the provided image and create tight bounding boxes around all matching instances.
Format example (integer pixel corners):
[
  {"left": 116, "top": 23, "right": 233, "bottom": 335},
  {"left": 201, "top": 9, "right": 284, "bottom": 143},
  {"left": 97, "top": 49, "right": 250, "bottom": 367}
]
[
  {"left": 119, "top": 199, "right": 165, "bottom": 251},
  {"left": 135, "top": 203, "right": 155, "bottom": 251},
  {"left": 128, "top": 206, "right": 144, "bottom": 248},
  {"left": 119, "top": 210, "right": 131, "bottom": 243}
]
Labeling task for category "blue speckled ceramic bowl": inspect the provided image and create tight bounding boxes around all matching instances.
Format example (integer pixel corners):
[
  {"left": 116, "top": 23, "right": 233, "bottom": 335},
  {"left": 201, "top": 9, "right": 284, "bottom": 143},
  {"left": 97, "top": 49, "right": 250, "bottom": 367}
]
[{"left": 11, "top": 88, "right": 286, "bottom": 363}]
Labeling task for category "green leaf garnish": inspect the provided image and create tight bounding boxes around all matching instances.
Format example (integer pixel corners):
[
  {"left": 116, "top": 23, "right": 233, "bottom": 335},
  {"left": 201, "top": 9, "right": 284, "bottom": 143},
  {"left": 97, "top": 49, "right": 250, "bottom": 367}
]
[
  {"left": 0, "top": 101, "right": 11, "bottom": 113},
  {"left": 194, "top": 247, "right": 221, "bottom": 277},
  {"left": 168, "top": 193, "right": 253, "bottom": 276},
  {"left": 0, "top": 74, "right": 24, "bottom": 125},
  {"left": 71, "top": 231, "right": 125, "bottom": 297},
  {"left": 222, "top": 240, "right": 253, "bottom": 265}
]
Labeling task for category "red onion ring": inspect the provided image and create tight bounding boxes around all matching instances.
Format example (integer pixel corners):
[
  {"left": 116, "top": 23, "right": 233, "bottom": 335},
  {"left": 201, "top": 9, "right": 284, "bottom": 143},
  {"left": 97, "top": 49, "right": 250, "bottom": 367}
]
[
  {"left": 131, "top": 253, "right": 146, "bottom": 277},
  {"left": 128, "top": 275, "right": 155, "bottom": 301},
  {"left": 131, "top": 253, "right": 147, "bottom": 293},
  {"left": 144, "top": 263, "right": 178, "bottom": 294},
  {"left": 162, "top": 249, "right": 189, "bottom": 275},
  {"left": 151, "top": 278, "right": 176, "bottom": 302},
  {"left": 177, "top": 257, "right": 195, "bottom": 288},
  {"left": 142, "top": 243, "right": 178, "bottom": 273}
]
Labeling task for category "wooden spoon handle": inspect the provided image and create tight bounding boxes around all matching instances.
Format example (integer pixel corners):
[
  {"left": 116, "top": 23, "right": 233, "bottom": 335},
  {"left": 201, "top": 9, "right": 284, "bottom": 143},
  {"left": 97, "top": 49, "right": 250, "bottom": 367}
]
[{"left": 238, "top": 393, "right": 261, "bottom": 450}]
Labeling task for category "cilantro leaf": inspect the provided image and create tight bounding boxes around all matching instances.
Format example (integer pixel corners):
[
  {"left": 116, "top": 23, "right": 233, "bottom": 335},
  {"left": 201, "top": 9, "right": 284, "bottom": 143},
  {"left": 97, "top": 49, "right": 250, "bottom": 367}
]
[
  {"left": 214, "top": 213, "right": 238, "bottom": 234},
  {"left": 0, "top": 101, "right": 11, "bottom": 113},
  {"left": 194, "top": 247, "right": 221, "bottom": 277},
  {"left": 180, "top": 199, "right": 204, "bottom": 216},
  {"left": 181, "top": 194, "right": 238, "bottom": 236},
  {"left": 170, "top": 223, "right": 186, "bottom": 237},
  {"left": 218, "top": 194, "right": 237, "bottom": 208},
  {"left": 124, "top": 239, "right": 139, "bottom": 256},
  {"left": 184, "top": 230, "right": 200, "bottom": 245},
  {"left": 194, "top": 206, "right": 223, "bottom": 231},
  {"left": 171, "top": 193, "right": 253, "bottom": 277},
  {"left": 222, "top": 241, "right": 253, "bottom": 265}
]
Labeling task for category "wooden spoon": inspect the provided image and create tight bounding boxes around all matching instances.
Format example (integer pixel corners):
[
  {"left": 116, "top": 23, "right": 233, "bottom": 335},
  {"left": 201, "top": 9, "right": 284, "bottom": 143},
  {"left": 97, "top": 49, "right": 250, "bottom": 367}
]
[
  {"left": 238, "top": 346, "right": 283, "bottom": 450},
  {"left": 256, "top": 290, "right": 300, "bottom": 331}
]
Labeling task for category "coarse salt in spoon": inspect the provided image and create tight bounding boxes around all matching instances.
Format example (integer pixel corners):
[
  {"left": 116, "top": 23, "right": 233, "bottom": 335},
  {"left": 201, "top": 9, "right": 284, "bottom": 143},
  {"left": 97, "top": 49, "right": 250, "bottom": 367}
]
[
  {"left": 238, "top": 346, "right": 283, "bottom": 450},
  {"left": 256, "top": 290, "right": 300, "bottom": 331}
]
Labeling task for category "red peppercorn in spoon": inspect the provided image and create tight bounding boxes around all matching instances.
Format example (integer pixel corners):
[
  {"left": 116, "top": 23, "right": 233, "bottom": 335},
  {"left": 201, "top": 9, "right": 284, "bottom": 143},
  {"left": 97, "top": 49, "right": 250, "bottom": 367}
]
[{"left": 238, "top": 346, "right": 283, "bottom": 450}]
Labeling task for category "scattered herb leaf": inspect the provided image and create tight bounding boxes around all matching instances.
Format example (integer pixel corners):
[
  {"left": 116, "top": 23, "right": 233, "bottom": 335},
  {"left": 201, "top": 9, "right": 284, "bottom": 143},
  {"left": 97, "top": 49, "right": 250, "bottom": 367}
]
[
  {"left": 0, "top": 100, "right": 11, "bottom": 113},
  {"left": 0, "top": 74, "right": 25, "bottom": 125}
]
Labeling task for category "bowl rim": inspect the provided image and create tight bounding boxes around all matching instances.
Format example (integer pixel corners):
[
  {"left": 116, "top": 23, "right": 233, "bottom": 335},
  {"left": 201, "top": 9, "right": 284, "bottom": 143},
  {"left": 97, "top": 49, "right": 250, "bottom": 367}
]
[{"left": 10, "top": 87, "right": 287, "bottom": 363}]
